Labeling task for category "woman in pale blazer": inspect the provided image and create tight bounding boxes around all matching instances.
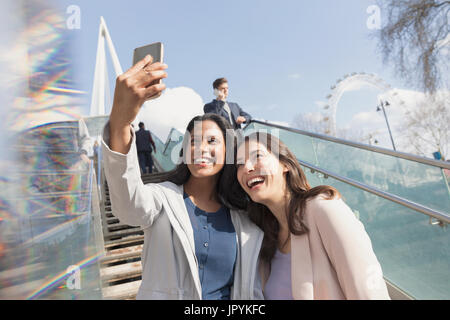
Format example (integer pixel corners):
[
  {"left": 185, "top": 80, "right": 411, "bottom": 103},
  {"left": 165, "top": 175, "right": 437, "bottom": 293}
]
[
  {"left": 221, "top": 132, "right": 390, "bottom": 300},
  {"left": 103, "top": 55, "right": 263, "bottom": 299}
]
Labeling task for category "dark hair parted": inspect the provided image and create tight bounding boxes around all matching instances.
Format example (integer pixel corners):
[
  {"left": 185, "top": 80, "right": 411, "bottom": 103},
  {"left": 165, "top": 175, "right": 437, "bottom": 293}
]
[
  {"left": 213, "top": 77, "right": 228, "bottom": 89},
  {"left": 221, "top": 132, "right": 340, "bottom": 264},
  {"left": 145, "top": 113, "right": 233, "bottom": 201}
]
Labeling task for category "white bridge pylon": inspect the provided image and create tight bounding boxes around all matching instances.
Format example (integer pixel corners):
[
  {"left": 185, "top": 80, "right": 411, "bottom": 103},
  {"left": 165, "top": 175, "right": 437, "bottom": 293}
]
[{"left": 89, "top": 17, "right": 123, "bottom": 116}]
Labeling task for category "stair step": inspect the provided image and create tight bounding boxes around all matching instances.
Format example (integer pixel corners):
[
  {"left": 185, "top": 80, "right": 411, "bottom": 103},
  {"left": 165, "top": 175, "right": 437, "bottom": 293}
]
[
  {"left": 100, "top": 260, "right": 142, "bottom": 282},
  {"left": 104, "top": 227, "right": 143, "bottom": 240},
  {"left": 106, "top": 217, "right": 120, "bottom": 224},
  {"left": 104, "top": 235, "right": 145, "bottom": 248},
  {"left": 101, "top": 244, "right": 143, "bottom": 264},
  {"left": 105, "top": 212, "right": 114, "bottom": 218},
  {"left": 102, "top": 280, "right": 141, "bottom": 300},
  {"left": 107, "top": 224, "right": 136, "bottom": 232}
]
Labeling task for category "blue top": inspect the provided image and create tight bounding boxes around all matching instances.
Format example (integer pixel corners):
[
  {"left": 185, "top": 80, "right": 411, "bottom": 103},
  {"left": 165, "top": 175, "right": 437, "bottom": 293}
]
[
  {"left": 184, "top": 193, "right": 237, "bottom": 300},
  {"left": 264, "top": 249, "right": 293, "bottom": 300}
]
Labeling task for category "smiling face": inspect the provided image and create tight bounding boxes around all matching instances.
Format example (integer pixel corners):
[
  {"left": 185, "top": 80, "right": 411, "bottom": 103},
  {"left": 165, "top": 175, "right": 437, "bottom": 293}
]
[
  {"left": 236, "top": 139, "right": 288, "bottom": 206},
  {"left": 185, "top": 120, "right": 226, "bottom": 179}
]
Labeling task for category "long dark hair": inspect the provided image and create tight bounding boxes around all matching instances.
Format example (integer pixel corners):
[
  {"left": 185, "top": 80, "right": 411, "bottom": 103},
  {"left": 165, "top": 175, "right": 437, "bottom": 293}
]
[
  {"left": 146, "top": 113, "right": 233, "bottom": 201},
  {"left": 221, "top": 132, "right": 340, "bottom": 264}
]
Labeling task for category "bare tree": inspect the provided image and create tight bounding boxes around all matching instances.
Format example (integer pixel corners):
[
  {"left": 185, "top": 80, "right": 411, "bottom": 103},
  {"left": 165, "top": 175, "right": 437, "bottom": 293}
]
[
  {"left": 375, "top": 0, "right": 450, "bottom": 93},
  {"left": 291, "top": 112, "right": 328, "bottom": 134},
  {"left": 400, "top": 92, "right": 450, "bottom": 159}
]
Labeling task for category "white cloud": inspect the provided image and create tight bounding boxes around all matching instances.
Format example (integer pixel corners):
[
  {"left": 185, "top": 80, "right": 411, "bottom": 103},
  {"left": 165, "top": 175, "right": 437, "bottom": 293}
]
[
  {"left": 348, "top": 111, "right": 384, "bottom": 129},
  {"left": 339, "top": 78, "right": 380, "bottom": 92},
  {"left": 136, "top": 86, "right": 204, "bottom": 141},
  {"left": 288, "top": 73, "right": 301, "bottom": 79}
]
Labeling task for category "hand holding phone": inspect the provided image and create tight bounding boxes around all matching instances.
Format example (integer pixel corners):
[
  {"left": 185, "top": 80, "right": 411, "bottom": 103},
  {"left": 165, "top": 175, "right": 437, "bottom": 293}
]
[
  {"left": 214, "top": 88, "right": 225, "bottom": 100},
  {"left": 109, "top": 43, "right": 167, "bottom": 154},
  {"left": 133, "top": 42, "right": 165, "bottom": 99},
  {"left": 133, "top": 41, "right": 163, "bottom": 62}
]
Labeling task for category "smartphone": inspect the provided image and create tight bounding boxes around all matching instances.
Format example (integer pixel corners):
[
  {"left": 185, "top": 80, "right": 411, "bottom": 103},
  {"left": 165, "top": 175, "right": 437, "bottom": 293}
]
[
  {"left": 133, "top": 42, "right": 164, "bottom": 65},
  {"left": 133, "top": 42, "right": 164, "bottom": 99}
]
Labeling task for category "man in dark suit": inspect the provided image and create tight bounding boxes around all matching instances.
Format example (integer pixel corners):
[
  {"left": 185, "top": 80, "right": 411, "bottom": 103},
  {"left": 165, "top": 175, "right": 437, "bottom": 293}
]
[
  {"left": 203, "top": 77, "right": 251, "bottom": 129},
  {"left": 135, "top": 122, "right": 157, "bottom": 174}
]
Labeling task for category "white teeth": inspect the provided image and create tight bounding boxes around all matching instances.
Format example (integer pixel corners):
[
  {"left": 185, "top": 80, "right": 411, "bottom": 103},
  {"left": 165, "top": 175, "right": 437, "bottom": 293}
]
[
  {"left": 194, "top": 158, "right": 213, "bottom": 164},
  {"left": 247, "top": 177, "right": 265, "bottom": 188}
]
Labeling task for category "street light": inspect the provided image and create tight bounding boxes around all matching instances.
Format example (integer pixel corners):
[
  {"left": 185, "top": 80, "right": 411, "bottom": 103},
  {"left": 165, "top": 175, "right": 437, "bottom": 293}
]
[{"left": 376, "top": 100, "right": 397, "bottom": 151}]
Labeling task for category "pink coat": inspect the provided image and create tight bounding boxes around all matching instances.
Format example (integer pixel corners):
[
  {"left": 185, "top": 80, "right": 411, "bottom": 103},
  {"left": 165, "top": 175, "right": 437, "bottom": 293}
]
[{"left": 261, "top": 195, "right": 391, "bottom": 300}]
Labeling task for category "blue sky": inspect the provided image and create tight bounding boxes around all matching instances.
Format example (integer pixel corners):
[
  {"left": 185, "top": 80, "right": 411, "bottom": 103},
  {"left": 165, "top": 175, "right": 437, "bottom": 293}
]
[{"left": 60, "top": 0, "right": 411, "bottom": 137}]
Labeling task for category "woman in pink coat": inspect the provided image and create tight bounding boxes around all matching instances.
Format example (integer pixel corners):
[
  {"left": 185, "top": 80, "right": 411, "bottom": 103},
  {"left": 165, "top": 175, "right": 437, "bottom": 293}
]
[{"left": 222, "top": 132, "right": 390, "bottom": 300}]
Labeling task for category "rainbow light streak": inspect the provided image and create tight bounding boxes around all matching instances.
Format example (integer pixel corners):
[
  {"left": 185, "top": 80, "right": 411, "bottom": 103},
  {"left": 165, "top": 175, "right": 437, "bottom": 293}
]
[
  {"left": 7, "top": 3, "right": 85, "bottom": 133},
  {"left": 25, "top": 251, "right": 105, "bottom": 300},
  {"left": 23, "top": 193, "right": 90, "bottom": 217}
]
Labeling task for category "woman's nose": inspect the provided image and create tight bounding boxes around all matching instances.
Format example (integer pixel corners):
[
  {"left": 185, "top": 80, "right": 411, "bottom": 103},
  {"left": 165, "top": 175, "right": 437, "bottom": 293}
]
[
  {"left": 244, "top": 159, "right": 255, "bottom": 172},
  {"left": 196, "top": 140, "right": 213, "bottom": 155}
]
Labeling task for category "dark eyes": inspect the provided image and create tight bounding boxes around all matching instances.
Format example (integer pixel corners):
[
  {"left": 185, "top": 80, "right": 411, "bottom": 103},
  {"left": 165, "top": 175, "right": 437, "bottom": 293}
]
[
  {"left": 236, "top": 153, "right": 264, "bottom": 167},
  {"left": 190, "top": 137, "right": 220, "bottom": 145}
]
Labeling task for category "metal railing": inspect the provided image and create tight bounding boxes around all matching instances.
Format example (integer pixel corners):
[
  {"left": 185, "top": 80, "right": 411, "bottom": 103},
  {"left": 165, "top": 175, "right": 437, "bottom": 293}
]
[
  {"left": 297, "top": 157, "right": 450, "bottom": 225},
  {"left": 247, "top": 120, "right": 450, "bottom": 170},
  {"left": 244, "top": 119, "right": 450, "bottom": 225}
]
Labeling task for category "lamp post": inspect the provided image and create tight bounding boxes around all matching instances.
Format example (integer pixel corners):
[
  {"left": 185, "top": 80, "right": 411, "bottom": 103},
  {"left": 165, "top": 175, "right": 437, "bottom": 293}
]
[{"left": 376, "top": 100, "right": 396, "bottom": 151}]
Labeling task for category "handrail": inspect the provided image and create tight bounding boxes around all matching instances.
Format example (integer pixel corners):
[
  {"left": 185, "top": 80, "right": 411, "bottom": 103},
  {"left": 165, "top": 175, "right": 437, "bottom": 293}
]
[
  {"left": 246, "top": 120, "right": 450, "bottom": 170},
  {"left": 296, "top": 157, "right": 450, "bottom": 224}
]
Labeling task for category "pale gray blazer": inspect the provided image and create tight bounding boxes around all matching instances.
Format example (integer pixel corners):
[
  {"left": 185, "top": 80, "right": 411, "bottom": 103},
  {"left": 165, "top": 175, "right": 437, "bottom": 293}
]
[{"left": 101, "top": 123, "right": 264, "bottom": 300}]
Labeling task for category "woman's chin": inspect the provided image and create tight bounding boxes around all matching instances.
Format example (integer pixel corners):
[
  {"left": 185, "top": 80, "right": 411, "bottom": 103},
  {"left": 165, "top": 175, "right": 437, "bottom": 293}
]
[
  {"left": 248, "top": 192, "right": 267, "bottom": 205},
  {"left": 189, "top": 165, "right": 222, "bottom": 178}
]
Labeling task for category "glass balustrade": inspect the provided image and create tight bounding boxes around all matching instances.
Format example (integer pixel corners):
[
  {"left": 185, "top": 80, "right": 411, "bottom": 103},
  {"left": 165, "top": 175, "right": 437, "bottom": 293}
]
[
  {"left": 152, "top": 128, "right": 183, "bottom": 172},
  {"left": 246, "top": 122, "right": 450, "bottom": 215},
  {"left": 0, "top": 122, "right": 104, "bottom": 299},
  {"left": 303, "top": 167, "right": 450, "bottom": 299}
]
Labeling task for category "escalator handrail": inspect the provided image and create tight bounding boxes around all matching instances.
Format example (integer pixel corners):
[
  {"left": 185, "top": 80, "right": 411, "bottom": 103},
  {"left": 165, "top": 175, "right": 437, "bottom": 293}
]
[
  {"left": 296, "top": 157, "right": 450, "bottom": 224},
  {"left": 246, "top": 120, "right": 450, "bottom": 170}
]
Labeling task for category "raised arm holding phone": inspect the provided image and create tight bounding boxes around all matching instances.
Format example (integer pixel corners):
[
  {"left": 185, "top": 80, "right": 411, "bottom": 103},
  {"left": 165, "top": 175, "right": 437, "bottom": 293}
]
[
  {"left": 102, "top": 44, "right": 264, "bottom": 300},
  {"left": 109, "top": 54, "right": 167, "bottom": 155}
]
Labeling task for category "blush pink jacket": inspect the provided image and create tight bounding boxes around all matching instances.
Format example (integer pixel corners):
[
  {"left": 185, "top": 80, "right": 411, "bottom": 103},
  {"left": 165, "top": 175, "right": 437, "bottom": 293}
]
[{"left": 262, "top": 195, "right": 391, "bottom": 300}]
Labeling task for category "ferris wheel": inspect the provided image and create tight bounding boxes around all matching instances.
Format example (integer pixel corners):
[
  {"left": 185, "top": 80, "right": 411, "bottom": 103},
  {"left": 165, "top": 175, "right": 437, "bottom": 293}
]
[{"left": 321, "top": 72, "right": 404, "bottom": 136}]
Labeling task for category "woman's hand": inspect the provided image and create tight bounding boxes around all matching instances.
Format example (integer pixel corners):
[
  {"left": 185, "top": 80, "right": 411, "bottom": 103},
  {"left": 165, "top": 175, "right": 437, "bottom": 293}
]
[{"left": 109, "top": 55, "right": 167, "bottom": 154}]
